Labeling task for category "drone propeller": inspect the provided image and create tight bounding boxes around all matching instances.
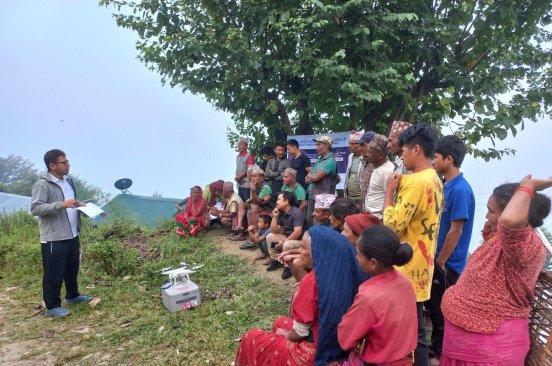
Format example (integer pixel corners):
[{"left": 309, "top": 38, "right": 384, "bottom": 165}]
[
  {"left": 157, "top": 267, "right": 173, "bottom": 273},
  {"left": 191, "top": 265, "right": 205, "bottom": 270}
]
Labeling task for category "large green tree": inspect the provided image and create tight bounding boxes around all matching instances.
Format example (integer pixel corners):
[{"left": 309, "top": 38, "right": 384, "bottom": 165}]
[
  {"left": 102, "top": 0, "right": 552, "bottom": 158},
  {"left": 0, "top": 155, "right": 110, "bottom": 205}
]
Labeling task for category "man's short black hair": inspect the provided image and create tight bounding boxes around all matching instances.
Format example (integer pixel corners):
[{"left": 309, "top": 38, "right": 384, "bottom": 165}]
[
  {"left": 435, "top": 135, "right": 467, "bottom": 167},
  {"left": 261, "top": 145, "right": 274, "bottom": 156},
  {"left": 259, "top": 214, "right": 272, "bottom": 226},
  {"left": 44, "top": 149, "right": 66, "bottom": 171},
  {"left": 398, "top": 123, "right": 438, "bottom": 158},
  {"left": 279, "top": 191, "right": 296, "bottom": 207},
  {"left": 287, "top": 139, "right": 299, "bottom": 148},
  {"left": 274, "top": 142, "right": 286, "bottom": 150}
]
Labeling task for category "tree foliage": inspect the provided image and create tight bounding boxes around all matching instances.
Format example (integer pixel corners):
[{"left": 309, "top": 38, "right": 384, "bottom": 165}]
[
  {"left": 101, "top": 0, "right": 552, "bottom": 159},
  {"left": 0, "top": 155, "right": 111, "bottom": 205}
]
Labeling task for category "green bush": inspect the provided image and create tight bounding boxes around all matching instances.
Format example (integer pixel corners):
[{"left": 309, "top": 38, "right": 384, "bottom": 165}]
[{"left": 83, "top": 238, "right": 140, "bottom": 278}]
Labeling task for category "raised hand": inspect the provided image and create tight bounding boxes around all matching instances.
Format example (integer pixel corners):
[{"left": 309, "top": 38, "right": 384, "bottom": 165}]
[{"left": 520, "top": 175, "right": 552, "bottom": 192}]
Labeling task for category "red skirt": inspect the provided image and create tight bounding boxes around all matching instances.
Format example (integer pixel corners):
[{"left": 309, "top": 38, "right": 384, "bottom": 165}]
[
  {"left": 175, "top": 213, "right": 206, "bottom": 237},
  {"left": 235, "top": 316, "right": 316, "bottom": 366}
]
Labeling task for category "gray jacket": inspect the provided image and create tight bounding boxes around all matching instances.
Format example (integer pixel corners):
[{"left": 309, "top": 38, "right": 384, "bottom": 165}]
[
  {"left": 31, "top": 175, "right": 80, "bottom": 242},
  {"left": 265, "top": 158, "right": 291, "bottom": 192}
]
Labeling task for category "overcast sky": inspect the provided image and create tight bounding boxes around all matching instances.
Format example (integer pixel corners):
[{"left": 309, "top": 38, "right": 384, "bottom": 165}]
[{"left": 1, "top": 0, "right": 551, "bottom": 250}]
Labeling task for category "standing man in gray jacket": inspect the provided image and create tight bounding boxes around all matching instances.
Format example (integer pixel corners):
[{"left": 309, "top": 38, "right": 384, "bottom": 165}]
[{"left": 31, "top": 149, "right": 92, "bottom": 318}]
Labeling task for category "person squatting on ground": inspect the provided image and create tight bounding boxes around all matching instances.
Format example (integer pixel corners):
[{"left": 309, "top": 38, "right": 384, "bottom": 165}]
[
  {"left": 209, "top": 181, "right": 243, "bottom": 237},
  {"left": 282, "top": 168, "right": 308, "bottom": 212},
  {"left": 175, "top": 185, "right": 210, "bottom": 237},
  {"left": 313, "top": 193, "right": 335, "bottom": 227},
  {"left": 31, "top": 149, "right": 92, "bottom": 318},
  {"left": 266, "top": 191, "right": 306, "bottom": 279},
  {"left": 247, "top": 214, "right": 272, "bottom": 263}
]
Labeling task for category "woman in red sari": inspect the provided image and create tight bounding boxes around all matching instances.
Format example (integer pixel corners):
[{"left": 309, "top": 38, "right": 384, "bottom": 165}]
[
  {"left": 235, "top": 225, "right": 366, "bottom": 366},
  {"left": 440, "top": 175, "right": 552, "bottom": 365},
  {"left": 175, "top": 186, "right": 209, "bottom": 237}
]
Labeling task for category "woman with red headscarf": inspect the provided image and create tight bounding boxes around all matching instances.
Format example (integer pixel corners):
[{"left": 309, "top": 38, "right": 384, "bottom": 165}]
[{"left": 175, "top": 186, "right": 209, "bottom": 237}]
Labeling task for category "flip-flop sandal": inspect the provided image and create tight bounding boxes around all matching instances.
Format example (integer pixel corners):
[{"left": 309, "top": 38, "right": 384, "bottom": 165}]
[
  {"left": 229, "top": 235, "right": 245, "bottom": 241},
  {"left": 254, "top": 254, "right": 268, "bottom": 260},
  {"left": 262, "top": 258, "right": 273, "bottom": 265}
]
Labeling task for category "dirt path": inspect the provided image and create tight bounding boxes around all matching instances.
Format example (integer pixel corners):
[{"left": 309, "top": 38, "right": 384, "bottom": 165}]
[{"left": 211, "top": 230, "right": 297, "bottom": 286}]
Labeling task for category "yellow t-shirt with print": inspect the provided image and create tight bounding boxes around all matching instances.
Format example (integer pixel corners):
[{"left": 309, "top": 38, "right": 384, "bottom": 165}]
[{"left": 383, "top": 168, "right": 443, "bottom": 302}]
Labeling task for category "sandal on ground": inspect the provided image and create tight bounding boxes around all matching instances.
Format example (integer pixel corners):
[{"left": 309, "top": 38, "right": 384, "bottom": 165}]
[
  {"left": 229, "top": 235, "right": 245, "bottom": 241},
  {"left": 254, "top": 254, "right": 268, "bottom": 260},
  {"left": 262, "top": 258, "right": 273, "bottom": 265}
]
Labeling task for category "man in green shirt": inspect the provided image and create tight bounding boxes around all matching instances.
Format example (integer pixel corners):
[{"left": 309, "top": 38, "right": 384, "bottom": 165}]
[
  {"left": 281, "top": 168, "right": 307, "bottom": 211},
  {"left": 305, "top": 136, "right": 338, "bottom": 227}
]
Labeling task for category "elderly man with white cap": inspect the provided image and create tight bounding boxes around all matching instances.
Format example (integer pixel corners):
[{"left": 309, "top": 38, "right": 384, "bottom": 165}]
[
  {"left": 305, "top": 135, "right": 338, "bottom": 227},
  {"left": 343, "top": 129, "right": 365, "bottom": 207},
  {"left": 235, "top": 137, "right": 255, "bottom": 202},
  {"left": 210, "top": 181, "right": 243, "bottom": 236}
]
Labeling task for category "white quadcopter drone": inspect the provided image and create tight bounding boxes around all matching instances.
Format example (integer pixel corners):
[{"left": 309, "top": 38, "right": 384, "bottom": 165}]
[{"left": 159, "top": 262, "right": 204, "bottom": 286}]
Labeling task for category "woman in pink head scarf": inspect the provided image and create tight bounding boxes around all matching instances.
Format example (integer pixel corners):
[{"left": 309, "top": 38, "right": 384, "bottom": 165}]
[{"left": 175, "top": 186, "right": 209, "bottom": 237}]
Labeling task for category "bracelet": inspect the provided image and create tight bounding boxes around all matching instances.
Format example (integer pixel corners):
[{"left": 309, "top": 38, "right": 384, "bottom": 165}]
[{"left": 516, "top": 186, "right": 535, "bottom": 199}]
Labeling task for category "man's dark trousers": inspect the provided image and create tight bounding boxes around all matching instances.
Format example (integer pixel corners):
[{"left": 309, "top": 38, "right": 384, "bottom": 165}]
[
  {"left": 425, "top": 263, "right": 460, "bottom": 358},
  {"left": 41, "top": 237, "right": 81, "bottom": 309}
]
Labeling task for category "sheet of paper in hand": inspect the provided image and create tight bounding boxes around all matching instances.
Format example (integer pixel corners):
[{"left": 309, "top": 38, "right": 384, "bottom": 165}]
[{"left": 76, "top": 203, "right": 105, "bottom": 219}]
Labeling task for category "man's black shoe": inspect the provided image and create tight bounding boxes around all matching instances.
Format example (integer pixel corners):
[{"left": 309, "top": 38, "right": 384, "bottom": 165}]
[
  {"left": 266, "top": 260, "right": 284, "bottom": 272},
  {"left": 281, "top": 267, "right": 292, "bottom": 280}
]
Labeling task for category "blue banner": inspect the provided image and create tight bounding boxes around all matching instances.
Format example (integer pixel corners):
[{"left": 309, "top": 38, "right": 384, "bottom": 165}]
[{"left": 287, "top": 132, "right": 350, "bottom": 190}]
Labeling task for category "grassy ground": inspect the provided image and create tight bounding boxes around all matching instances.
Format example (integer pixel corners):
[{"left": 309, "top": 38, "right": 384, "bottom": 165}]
[{"left": 0, "top": 212, "right": 288, "bottom": 365}]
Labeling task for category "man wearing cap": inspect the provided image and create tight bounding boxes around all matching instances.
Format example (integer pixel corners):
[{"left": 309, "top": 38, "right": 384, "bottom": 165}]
[
  {"left": 364, "top": 134, "right": 395, "bottom": 219},
  {"left": 305, "top": 135, "right": 338, "bottom": 227},
  {"left": 343, "top": 130, "right": 365, "bottom": 207},
  {"left": 388, "top": 120, "right": 412, "bottom": 174},
  {"left": 358, "top": 131, "right": 376, "bottom": 211},
  {"left": 210, "top": 181, "right": 243, "bottom": 236},
  {"left": 235, "top": 137, "right": 255, "bottom": 202},
  {"left": 281, "top": 168, "right": 307, "bottom": 211},
  {"left": 313, "top": 193, "right": 335, "bottom": 226}
]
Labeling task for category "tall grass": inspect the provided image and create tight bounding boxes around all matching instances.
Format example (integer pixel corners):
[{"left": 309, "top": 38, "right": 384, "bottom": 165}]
[{"left": 0, "top": 211, "right": 288, "bottom": 365}]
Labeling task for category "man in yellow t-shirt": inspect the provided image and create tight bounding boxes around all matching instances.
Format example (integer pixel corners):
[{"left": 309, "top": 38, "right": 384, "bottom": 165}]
[{"left": 383, "top": 123, "right": 443, "bottom": 366}]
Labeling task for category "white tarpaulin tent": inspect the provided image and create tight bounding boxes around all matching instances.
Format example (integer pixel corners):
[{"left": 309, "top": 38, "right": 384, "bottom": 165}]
[{"left": 0, "top": 192, "right": 31, "bottom": 215}]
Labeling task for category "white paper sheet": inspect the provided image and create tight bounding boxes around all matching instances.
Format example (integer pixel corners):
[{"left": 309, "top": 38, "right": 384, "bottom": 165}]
[{"left": 76, "top": 202, "right": 105, "bottom": 218}]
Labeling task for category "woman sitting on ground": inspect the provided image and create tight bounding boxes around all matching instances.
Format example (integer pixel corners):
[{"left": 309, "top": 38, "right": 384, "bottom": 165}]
[
  {"left": 203, "top": 180, "right": 224, "bottom": 207},
  {"left": 329, "top": 198, "right": 359, "bottom": 232},
  {"left": 175, "top": 186, "right": 210, "bottom": 237},
  {"left": 338, "top": 225, "right": 418, "bottom": 366},
  {"left": 341, "top": 213, "right": 381, "bottom": 246},
  {"left": 235, "top": 225, "right": 366, "bottom": 366},
  {"left": 440, "top": 175, "right": 552, "bottom": 365}
]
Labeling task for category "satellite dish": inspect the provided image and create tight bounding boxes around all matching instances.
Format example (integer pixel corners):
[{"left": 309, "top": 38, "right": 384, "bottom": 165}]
[{"left": 114, "top": 178, "right": 133, "bottom": 194}]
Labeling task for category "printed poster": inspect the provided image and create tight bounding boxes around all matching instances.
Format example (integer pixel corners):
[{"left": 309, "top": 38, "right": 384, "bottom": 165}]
[{"left": 287, "top": 132, "right": 350, "bottom": 190}]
